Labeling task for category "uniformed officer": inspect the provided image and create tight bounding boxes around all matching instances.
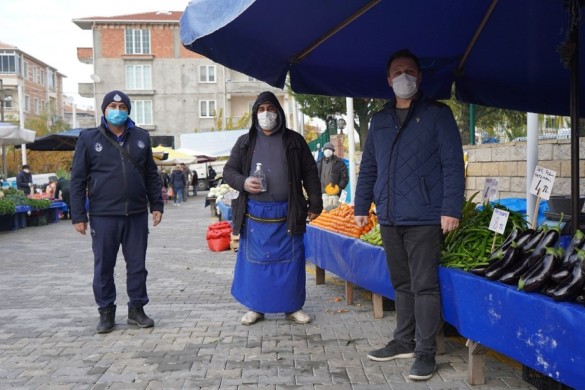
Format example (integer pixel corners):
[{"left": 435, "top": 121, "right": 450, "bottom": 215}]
[{"left": 70, "top": 90, "right": 164, "bottom": 333}]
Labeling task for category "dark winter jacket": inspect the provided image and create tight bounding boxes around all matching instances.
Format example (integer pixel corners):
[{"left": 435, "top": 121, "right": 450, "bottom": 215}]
[
  {"left": 170, "top": 169, "right": 186, "bottom": 189},
  {"left": 70, "top": 118, "right": 163, "bottom": 223},
  {"left": 317, "top": 155, "right": 349, "bottom": 194},
  {"left": 354, "top": 94, "right": 465, "bottom": 225},
  {"left": 223, "top": 92, "right": 323, "bottom": 236},
  {"left": 16, "top": 170, "right": 33, "bottom": 195}
]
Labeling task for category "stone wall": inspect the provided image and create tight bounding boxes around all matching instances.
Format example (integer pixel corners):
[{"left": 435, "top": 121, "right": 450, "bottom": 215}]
[{"left": 464, "top": 138, "right": 585, "bottom": 199}]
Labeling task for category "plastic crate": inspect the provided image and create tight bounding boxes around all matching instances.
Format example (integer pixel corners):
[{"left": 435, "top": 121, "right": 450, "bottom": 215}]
[{"left": 522, "top": 365, "right": 573, "bottom": 390}]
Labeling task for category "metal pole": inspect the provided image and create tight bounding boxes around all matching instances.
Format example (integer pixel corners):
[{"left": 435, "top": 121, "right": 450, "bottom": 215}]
[
  {"left": 1, "top": 78, "right": 6, "bottom": 179},
  {"left": 469, "top": 103, "right": 476, "bottom": 145},
  {"left": 569, "top": 2, "right": 580, "bottom": 235}
]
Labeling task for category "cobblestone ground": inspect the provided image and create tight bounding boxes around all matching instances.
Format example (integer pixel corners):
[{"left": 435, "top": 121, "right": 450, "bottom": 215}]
[{"left": 0, "top": 193, "right": 536, "bottom": 389}]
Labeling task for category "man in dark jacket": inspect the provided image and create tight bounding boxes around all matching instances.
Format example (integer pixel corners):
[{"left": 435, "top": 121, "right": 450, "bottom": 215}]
[
  {"left": 70, "top": 90, "right": 164, "bottom": 334},
  {"left": 354, "top": 49, "right": 465, "bottom": 381},
  {"left": 223, "top": 91, "right": 322, "bottom": 326},
  {"left": 316, "top": 142, "right": 348, "bottom": 196},
  {"left": 16, "top": 164, "right": 33, "bottom": 195}
]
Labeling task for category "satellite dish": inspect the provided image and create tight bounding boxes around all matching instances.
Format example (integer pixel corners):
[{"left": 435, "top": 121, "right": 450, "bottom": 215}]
[{"left": 90, "top": 74, "right": 101, "bottom": 83}]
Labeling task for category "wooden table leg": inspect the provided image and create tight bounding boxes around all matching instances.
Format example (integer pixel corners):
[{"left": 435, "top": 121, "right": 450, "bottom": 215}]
[
  {"left": 467, "top": 339, "right": 488, "bottom": 385},
  {"left": 345, "top": 281, "right": 354, "bottom": 305},
  {"left": 315, "top": 265, "right": 325, "bottom": 285},
  {"left": 436, "top": 322, "right": 446, "bottom": 355},
  {"left": 372, "top": 293, "right": 384, "bottom": 319}
]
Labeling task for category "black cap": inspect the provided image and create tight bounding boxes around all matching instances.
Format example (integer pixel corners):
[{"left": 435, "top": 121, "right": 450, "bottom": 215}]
[{"left": 101, "top": 90, "right": 131, "bottom": 114}]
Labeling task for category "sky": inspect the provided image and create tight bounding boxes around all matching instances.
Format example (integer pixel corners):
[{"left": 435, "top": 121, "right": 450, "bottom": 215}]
[{"left": 0, "top": 0, "right": 191, "bottom": 110}]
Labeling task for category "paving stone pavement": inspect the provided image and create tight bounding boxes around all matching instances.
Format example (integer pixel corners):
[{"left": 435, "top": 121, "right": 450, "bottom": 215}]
[{"left": 0, "top": 193, "right": 537, "bottom": 389}]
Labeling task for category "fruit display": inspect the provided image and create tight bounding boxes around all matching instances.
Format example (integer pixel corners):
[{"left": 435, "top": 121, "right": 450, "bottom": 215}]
[{"left": 310, "top": 203, "right": 377, "bottom": 239}]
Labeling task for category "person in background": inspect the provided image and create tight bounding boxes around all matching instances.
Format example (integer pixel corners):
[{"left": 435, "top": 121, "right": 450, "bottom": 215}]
[
  {"left": 316, "top": 142, "right": 349, "bottom": 196},
  {"left": 70, "top": 90, "right": 164, "bottom": 334},
  {"left": 223, "top": 91, "right": 323, "bottom": 326},
  {"left": 170, "top": 164, "right": 186, "bottom": 206},
  {"left": 45, "top": 178, "right": 58, "bottom": 198},
  {"left": 55, "top": 174, "right": 71, "bottom": 219},
  {"left": 191, "top": 169, "right": 199, "bottom": 196},
  {"left": 207, "top": 165, "right": 217, "bottom": 182},
  {"left": 16, "top": 164, "right": 33, "bottom": 195},
  {"left": 354, "top": 49, "right": 465, "bottom": 381},
  {"left": 159, "top": 167, "right": 170, "bottom": 204},
  {"left": 180, "top": 163, "right": 192, "bottom": 202}
]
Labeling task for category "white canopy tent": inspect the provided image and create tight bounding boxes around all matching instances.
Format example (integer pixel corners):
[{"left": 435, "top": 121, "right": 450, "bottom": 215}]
[{"left": 0, "top": 122, "right": 36, "bottom": 179}]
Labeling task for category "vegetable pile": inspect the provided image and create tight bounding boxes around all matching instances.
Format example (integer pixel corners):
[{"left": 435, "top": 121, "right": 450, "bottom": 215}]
[
  {"left": 310, "top": 204, "right": 377, "bottom": 239},
  {"left": 441, "top": 193, "right": 528, "bottom": 271},
  {"left": 474, "top": 225, "right": 585, "bottom": 302}
]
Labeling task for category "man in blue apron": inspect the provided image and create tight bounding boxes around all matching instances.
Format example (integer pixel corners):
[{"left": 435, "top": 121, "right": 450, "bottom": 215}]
[{"left": 223, "top": 91, "right": 323, "bottom": 325}]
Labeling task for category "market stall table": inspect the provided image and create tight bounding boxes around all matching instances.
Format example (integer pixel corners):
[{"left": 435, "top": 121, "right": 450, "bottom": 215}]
[{"left": 304, "top": 224, "right": 585, "bottom": 389}]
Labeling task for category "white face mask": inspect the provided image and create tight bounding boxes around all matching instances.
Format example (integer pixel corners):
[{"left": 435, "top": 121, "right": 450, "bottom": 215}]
[
  {"left": 323, "top": 149, "right": 334, "bottom": 158},
  {"left": 392, "top": 73, "right": 418, "bottom": 99},
  {"left": 257, "top": 111, "right": 277, "bottom": 130}
]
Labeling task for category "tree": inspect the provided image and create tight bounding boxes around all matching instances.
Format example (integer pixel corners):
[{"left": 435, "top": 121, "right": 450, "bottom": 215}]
[
  {"left": 212, "top": 108, "right": 251, "bottom": 131},
  {"left": 292, "top": 92, "right": 386, "bottom": 149}
]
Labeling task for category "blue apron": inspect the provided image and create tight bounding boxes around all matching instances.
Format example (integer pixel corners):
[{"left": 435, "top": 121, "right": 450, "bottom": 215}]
[{"left": 231, "top": 199, "right": 306, "bottom": 313}]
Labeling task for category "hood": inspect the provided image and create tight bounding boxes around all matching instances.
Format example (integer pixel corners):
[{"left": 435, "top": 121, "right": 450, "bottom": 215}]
[{"left": 251, "top": 91, "right": 286, "bottom": 132}]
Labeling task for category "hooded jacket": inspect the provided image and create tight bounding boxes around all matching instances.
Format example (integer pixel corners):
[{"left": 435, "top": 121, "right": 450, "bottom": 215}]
[
  {"left": 70, "top": 117, "right": 163, "bottom": 223},
  {"left": 223, "top": 91, "right": 323, "bottom": 235},
  {"left": 354, "top": 94, "right": 465, "bottom": 225}
]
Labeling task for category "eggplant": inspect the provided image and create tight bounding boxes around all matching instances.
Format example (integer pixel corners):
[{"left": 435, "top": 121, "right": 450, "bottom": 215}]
[
  {"left": 549, "top": 248, "right": 585, "bottom": 302},
  {"left": 550, "top": 268, "right": 570, "bottom": 283},
  {"left": 518, "top": 247, "right": 561, "bottom": 292},
  {"left": 484, "top": 246, "right": 521, "bottom": 280},
  {"left": 550, "top": 240, "right": 585, "bottom": 282},
  {"left": 487, "top": 228, "right": 534, "bottom": 264},
  {"left": 498, "top": 227, "right": 561, "bottom": 284},
  {"left": 493, "top": 227, "right": 520, "bottom": 254},
  {"left": 469, "top": 266, "right": 488, "bottom": 276},
  {"left": 517, "top": 227, "right": 547, "bottom": 255}
]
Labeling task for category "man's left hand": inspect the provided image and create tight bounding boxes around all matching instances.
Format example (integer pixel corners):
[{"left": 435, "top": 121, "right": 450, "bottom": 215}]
[
  {"left": 307, "top": 212, "right": 319, "bottom": 221},
  {"left": 152, "top": 211, "right": 163, "bottom": 226},
  {"left": 441, "top": 216, "right": 459, "bottom": 234}
]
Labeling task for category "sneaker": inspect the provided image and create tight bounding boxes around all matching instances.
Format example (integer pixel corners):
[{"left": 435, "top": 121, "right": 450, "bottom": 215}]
[
  {"left": 286, "top": 309, "right": 311, "bottom": 324},
  {"left": 367, "top": 340, "right": 415, "bottom": 362},
  {"left": 408, "top": 354, "right": 436, "bottom": 381},
  {"left": 241, "top": 311, "right": 264, "bottom": 325}
]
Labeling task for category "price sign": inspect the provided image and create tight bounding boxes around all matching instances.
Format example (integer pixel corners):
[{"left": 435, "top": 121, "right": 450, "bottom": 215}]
[
  {"left": 483, "top": 177, "right": 499, "bottom": 202},
  {"left": 489, "top": 208, "right": 510, "bottom": 235},
  {"left": 529, "top": 166, "right": 556, "bottom": 200}
]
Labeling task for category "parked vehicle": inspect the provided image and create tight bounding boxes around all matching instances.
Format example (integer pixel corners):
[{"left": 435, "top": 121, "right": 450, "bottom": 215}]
[{"left": 190, "top": 162, "right": 225, "bottom": 191}]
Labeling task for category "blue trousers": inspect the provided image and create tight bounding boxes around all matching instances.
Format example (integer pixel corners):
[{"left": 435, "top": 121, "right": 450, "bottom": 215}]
[
  {"left": 380, "top": 224, "right": 442, "bottom": 356},
  {"left": 89, "top": 213, "right": 149, "bottom": 309}
]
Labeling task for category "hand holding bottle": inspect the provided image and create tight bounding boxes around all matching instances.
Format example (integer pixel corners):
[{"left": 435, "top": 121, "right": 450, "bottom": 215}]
[{"left": 244, "top": 176, "right": 263, "bottom": 193}]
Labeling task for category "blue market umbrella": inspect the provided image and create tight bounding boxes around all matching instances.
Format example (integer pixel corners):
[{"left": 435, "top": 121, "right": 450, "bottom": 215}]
[{"left": 180, "top": 0, "right": 584, "bottom": 228}]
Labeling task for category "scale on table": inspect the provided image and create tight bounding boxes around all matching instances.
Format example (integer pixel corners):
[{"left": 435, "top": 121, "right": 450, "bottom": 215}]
[{"left": 541, "top": 196, "right": 585, "bottom": 235}]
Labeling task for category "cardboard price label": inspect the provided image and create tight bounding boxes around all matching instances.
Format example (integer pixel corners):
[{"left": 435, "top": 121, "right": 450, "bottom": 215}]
[
  {"left": 483, "top": 177, "right": 499, "bottom": 203},
  {"left": 529, "top": 165, "right": 556, "bottom": 200},
  {"left": 489, "top": 208, "right": 510, "bottom": 235}
]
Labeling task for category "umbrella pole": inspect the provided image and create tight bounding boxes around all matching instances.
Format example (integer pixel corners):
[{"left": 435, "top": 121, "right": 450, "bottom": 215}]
[
  {"left": 1, "top": 145, "right": 6, "bottom": 179},
  {"left": 568, "top": 0, "right": 581, "bottom": 235}
]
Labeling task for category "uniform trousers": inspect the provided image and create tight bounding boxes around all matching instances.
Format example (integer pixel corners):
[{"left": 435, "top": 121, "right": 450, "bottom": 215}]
[{"left": 89, "top": 212, "right": 149, "bottom": 309}]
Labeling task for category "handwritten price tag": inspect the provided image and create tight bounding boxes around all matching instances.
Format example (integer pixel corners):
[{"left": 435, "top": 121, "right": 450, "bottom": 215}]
[
  {"left": 529, "top": 165, "right": 556, "bottom": 200},
  {"left": 483, "top": 178, "right": 499, "bottom": 203},
  {"left": 489, "top": 208, "right": 510, "bottom": 235}
]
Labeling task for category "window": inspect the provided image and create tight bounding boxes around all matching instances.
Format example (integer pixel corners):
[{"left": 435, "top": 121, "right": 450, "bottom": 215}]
[
  {"left": 39, "top": 69, "right": 45, "bottom": 85},
  {"left": 199, "top": 100, "right": 216, "bottom": 118},
  {"left": 126, "top": 64, "right": 152, "bottom": 90},
  {"left": 34, "top": 97, "right": 40, "bottom": 114},
  {"left": 199, "top": 65, "right": 216, "bottom": 83},
  {"left": 0, "top": 52, "right": 19, "bottom": 74},
  {"left": 125, "top": 29, "right": 150, "bottom": 55},
  {"left": 132, "top": 100, "right": 153, "bottom": 125},
  {"left": 23, "top": 62, "right": 28, "bottom": 79},
  {"left": 24, "top": 95, "right": 30, "bottom": 112},
  {"left": 47, "top": 69, "right": 55, "bottom": 90},
  {"left": 32, "top": 66, "right": 37, "bottom": 83}
]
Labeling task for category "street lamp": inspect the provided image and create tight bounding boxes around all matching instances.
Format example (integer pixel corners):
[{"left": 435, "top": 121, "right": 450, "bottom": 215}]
[{"left": 337, "top": 118, "right": 346, "bottom": 134}]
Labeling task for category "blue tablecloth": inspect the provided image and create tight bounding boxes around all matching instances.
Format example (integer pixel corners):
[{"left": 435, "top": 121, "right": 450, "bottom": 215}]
[{"left": 304, "top": 225, "right": 585, "bottom": 389}]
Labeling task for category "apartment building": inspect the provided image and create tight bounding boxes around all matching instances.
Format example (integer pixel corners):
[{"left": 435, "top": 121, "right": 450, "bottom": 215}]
[
  {"left": 0, "top": 41, "right": 66, "bottom": 126},
  {"left": 73, "top": 11, "right": 292, "bottom": 146}
]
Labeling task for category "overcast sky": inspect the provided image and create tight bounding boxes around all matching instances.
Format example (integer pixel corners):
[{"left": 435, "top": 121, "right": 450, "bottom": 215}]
[{"left": 0, "top": 0, "right": 191, "bottom": 109}]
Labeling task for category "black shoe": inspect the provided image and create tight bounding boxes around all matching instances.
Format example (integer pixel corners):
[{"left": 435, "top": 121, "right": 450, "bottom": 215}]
[
  {"left": 367, "top": 340, "right": 415, "bottom": 362},
  {"left": 408, "top": 354, "right": 436, "bottom": 380},
  {"left": 128, "top": 306, "right": 154, "bottom": 328},
  {"left": 96, "top": 305, "right": 116, "bottom": 333}
]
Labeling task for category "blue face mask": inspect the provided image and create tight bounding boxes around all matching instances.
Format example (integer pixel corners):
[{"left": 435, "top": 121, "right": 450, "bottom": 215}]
[{"left": 106, "top": 109, "right": 128, "bottom": 126}]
